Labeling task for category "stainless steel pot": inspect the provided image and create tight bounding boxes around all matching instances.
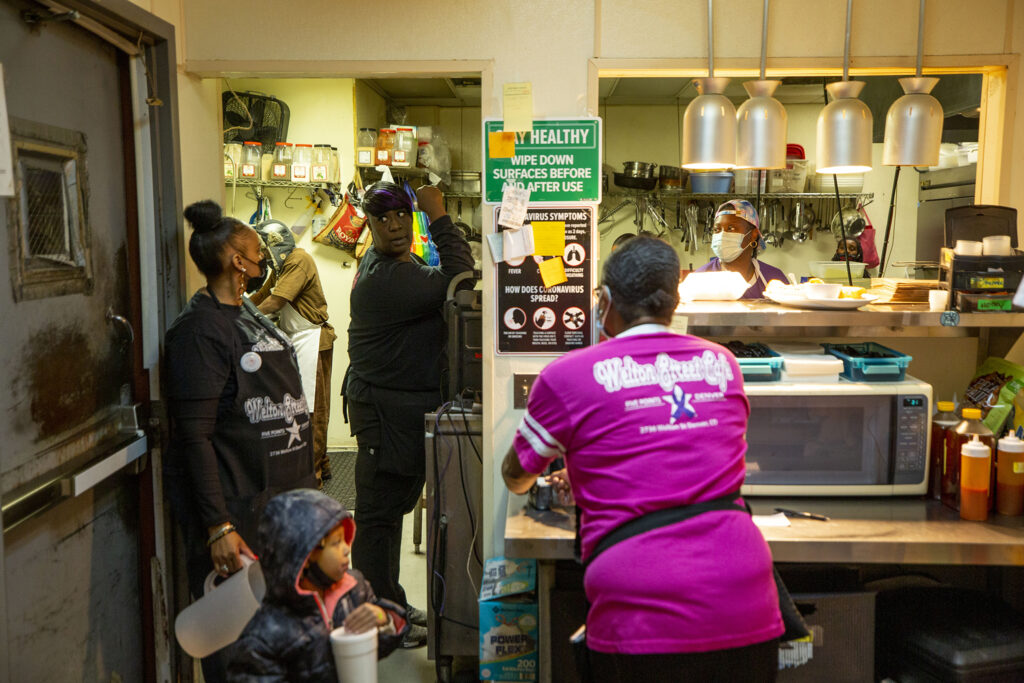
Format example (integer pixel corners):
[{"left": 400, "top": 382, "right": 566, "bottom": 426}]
[
  {"left": 830, "top": 204, "right": 866, "bottom": 239},
  {"left": 622, "top": 161, "right": 657, "bottom": 178},
  {"left": 658, "top": 165, "right": 687, "bottom": 190}
]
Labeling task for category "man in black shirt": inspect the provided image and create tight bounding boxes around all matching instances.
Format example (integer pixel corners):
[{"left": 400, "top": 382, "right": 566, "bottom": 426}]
[{"left": 345, "top": 182, "right": 473, "bottom": 648}]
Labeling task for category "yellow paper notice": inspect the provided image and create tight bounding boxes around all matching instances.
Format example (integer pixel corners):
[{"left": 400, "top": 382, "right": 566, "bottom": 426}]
[
  {"left": 503, "top": 82, "right": 534, "bottom": 134},
  {"left": 488, "top": 131, "right": 516, "bottom": 158},
  {"left": 539, "top": 257, "right": 568, "bottom": 288},
  {"left": 531, "top": 221, "right": 566, "bottom": 256}
]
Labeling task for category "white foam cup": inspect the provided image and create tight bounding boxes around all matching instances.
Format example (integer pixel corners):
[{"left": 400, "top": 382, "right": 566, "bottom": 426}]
[
  {"left": 330, "top": 626, "right": 378, "bottom": 683},
  {"left": 929, "top": 289, "right": 950, "bottom": 312},
  {"left": 954, "top": 240, "right": 983, "bottom": 256},
  {"left": 983, "top": 235, "right": 1012, "bottom": 256},
  {"left": 174, "top": 556, "right": 265, "bottom": 659}
]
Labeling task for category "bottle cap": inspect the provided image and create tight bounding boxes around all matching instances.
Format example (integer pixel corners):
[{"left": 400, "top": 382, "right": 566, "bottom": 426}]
[
  {"left": 998, "top": 434, "right": 1024, "bottom": 453},
  {"left": 937, "top": 401, "right": 956, "bottom": 412},
  {"left": 962, "top": 435, "right": 990, "bottom": 458},
  {"left": 962, "top": 408, "right": 983, "bottom": 420}
]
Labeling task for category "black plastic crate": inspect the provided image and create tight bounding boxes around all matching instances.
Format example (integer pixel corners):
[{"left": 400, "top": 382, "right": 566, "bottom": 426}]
[{"left": 876, "top": 587, "right": 1024, "bottom": 682}]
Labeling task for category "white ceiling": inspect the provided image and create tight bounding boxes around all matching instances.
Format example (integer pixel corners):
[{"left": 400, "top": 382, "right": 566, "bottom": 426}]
[{"left": 359, "top": 73, "right": 982, "bottom": 118}]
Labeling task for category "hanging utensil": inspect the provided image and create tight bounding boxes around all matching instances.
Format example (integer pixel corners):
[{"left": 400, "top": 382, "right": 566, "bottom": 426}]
[
  {"left": 763, "top": 200, "right": 779, "bottom": 247},
  {"left": 454, "top": 199, "right": 473, "bottom": 240},
  {"left": 686, "top": 202, "right": 700, "bottom": 254},
  {"left": 675, "top": 199, "right": 683, "bottom": 239},
  {"left": 830, "top": 200, "right": 866, "bottom": 239}
]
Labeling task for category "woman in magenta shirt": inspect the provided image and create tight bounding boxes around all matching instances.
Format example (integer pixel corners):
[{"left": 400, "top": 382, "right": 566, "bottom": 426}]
[{"left": 503, "top": 237, "right": 782, "bottom": 682}]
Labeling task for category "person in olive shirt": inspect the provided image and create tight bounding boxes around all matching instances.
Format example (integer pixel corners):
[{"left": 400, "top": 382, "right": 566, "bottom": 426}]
[
  {"left": 345, "top": 181, "right": 474, "bottom": 648},
  {"left": 250, "top": 220, "right": 336, "bottom": 484}
]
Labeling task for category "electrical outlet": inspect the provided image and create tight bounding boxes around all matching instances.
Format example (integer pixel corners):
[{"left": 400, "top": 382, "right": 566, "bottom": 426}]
[{"left": 513, "top": 374, "right": 537, "bottom": 409}]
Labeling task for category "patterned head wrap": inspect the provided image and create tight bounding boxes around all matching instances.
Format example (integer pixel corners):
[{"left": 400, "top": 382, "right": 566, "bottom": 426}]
[{"left": 715, "top": 199, "right": 767, "bottom": 251}]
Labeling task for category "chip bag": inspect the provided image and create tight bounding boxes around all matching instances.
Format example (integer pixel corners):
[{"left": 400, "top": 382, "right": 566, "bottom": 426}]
[
  {"left": 313, "top": 194, "right": 365, "bottom": 251},
  {"left": 963, "top": 357, "right": 1024, "bottom": 436}
]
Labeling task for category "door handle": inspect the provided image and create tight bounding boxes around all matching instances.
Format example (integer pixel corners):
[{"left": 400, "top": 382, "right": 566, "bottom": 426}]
[{"left": 106, "top": 307, "right": 135, "bottom": 344}]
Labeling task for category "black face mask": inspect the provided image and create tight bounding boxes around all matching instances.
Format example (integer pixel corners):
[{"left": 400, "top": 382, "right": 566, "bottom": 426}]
[
  {"left": 303, "top": 560, "right": 336, "bottom": 590},
  {"left": 244, "top": 258, "right": 273, "bottom": 293}
]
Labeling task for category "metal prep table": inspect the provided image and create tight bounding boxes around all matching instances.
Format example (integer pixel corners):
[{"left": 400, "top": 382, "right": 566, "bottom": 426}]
[{"left": 505, "top": 497, "right": 1024, "bottom": 683}]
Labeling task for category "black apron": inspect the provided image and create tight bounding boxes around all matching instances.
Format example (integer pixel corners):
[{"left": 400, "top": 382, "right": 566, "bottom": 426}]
[{"left": 213, "top": 298, "right": 317, "bottom": 544}]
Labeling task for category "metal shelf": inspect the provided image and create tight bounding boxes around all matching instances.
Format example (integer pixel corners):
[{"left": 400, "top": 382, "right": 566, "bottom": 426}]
[
  {"left": 224, "top": 178, "right": 340, "bottom": 190},
  {"left": 607, "top": 190, "right": 874, "bottom": 200},
  {"left": 673, "top": 301, "right": 1024, "bottom": 335}
]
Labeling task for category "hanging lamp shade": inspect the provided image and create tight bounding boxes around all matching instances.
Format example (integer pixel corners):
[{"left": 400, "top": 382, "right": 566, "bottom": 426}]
[
  {"left": 682, "top": 77, "right": 736, "bottom": 169},
  {"left": 883, "top": 77, "right": 943, "bottom": 166},
  {"left": 816, "top": 80, "right": 873, "bottom": 174},
  {"left": 736, "top": 80, "right": 787, "bottom": 169}
]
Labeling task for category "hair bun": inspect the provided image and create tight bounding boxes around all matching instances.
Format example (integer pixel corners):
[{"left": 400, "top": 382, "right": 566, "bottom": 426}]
[{"left": 184, "top": 200, "right": 224, "bottom": 234}]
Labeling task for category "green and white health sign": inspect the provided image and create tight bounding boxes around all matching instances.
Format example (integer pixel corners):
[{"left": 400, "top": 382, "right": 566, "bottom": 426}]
[{"left": 483, "top": 118, "right": 602, "bottom": 204}]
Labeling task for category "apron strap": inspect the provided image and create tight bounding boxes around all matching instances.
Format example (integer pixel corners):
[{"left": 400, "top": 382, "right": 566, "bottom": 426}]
[{"left": 580, "top": 490, "right": 746, "bottom": 569}]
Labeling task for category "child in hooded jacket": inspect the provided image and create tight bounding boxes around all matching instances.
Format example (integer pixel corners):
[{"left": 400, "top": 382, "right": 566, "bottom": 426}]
[{"left": 227, "top": 489, "right": 408, "bottom": 682}]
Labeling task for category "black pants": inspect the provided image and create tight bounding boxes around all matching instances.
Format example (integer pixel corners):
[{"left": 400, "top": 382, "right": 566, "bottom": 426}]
[
  {"left": 352, "top": 444, "right": 424, "bottom": 608},
  {"left": 588, "top": 638, "right": 779, "bottom": 683}
]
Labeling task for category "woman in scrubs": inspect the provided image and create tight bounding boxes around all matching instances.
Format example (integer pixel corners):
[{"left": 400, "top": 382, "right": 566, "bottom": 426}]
[{"left": 695, "top": 199, "right": 788, "bottom": 298}]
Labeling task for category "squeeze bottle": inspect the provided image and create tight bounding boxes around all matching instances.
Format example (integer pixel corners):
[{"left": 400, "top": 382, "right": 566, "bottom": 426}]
[
  {"left": 960, "top": 436, "right": 991, "bottom": 522},
  {"left": 944, "top": 408, "right": 995, "bottom": 511},
  {"left": 996, "top": 434, "right": 1024, "bottom": 516}
]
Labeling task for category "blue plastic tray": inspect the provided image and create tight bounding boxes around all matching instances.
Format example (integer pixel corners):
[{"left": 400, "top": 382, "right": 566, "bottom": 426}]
[
  {"left": 821, "top": 342, "right": 912, "bottom": 382},
  {"left": 736, "top": 349, "right": 784, "bottom": 382}
]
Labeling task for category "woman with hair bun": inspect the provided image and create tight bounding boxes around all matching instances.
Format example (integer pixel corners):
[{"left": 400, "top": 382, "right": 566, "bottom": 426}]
[
  {"left": 164, "top": 200, "right": 316, "bottom": 682},
  {"left": 503, "top": 236, "right": 782, "bottom": 682}
]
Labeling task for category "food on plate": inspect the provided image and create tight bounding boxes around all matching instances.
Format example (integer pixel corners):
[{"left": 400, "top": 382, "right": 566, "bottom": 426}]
[
  {"left": 839, "top": 286, "right": 867, "bottom": 299},
  {"left": 765, "top": 279, "right": 799, "bottom": 297}
]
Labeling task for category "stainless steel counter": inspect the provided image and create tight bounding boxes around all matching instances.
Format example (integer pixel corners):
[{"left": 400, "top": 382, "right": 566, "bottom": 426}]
[
  {"left": 672, "top": 301, "right": 1024, "bottom": 349},
  {"left": 674, "top": 300, "right": 1024, "bottom": 329},
  {"left": 505, "top": 497, "right": 1024, "bottom": 566}
]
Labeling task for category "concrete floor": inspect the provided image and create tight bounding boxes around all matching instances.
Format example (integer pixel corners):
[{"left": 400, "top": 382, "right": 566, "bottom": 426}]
[{"left": 378, "top": 506, "right": 436, "bottom": 682}]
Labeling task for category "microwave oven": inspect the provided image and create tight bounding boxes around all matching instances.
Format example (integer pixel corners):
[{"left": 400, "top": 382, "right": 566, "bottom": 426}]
[{"left": 741, "top": 376, "right": 932, "bottom": 496}]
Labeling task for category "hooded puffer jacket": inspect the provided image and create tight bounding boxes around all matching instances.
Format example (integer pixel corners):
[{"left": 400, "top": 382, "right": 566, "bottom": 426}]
[{"left": 227, "top": 489, "right": 407, "bottom": 682}]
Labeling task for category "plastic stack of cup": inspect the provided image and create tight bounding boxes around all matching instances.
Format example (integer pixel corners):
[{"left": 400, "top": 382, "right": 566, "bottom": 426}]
[
  {"left": 330, "top": 626, "right": 378, "bottom": 683},
  {"left": 983, "top": 235, "right": 1012, "bottom": 256},
  {"left": 954, "top": 240, "right": 983, "bottom": 256},
  {"left": 929, "top": 289, "right": 950, "bottom": 312}
]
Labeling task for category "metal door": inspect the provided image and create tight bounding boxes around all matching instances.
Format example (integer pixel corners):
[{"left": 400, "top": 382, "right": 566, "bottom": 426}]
[{"left": 0, "top": 4, "right": 147, "bottom": 681}]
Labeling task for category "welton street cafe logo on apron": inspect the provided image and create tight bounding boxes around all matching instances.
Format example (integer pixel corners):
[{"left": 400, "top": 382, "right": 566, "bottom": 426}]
[{"left": 244, "top": 394, "right": 311, "bottom": 452}]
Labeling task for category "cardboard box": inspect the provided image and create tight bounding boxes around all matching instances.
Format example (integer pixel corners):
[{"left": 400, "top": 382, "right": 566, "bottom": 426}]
[
  {"left": 479, "top": 557, "right": 538, "bottom": 682},
  {"left": 778, "top": 592, "right": 875, "bottom": 683}
]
